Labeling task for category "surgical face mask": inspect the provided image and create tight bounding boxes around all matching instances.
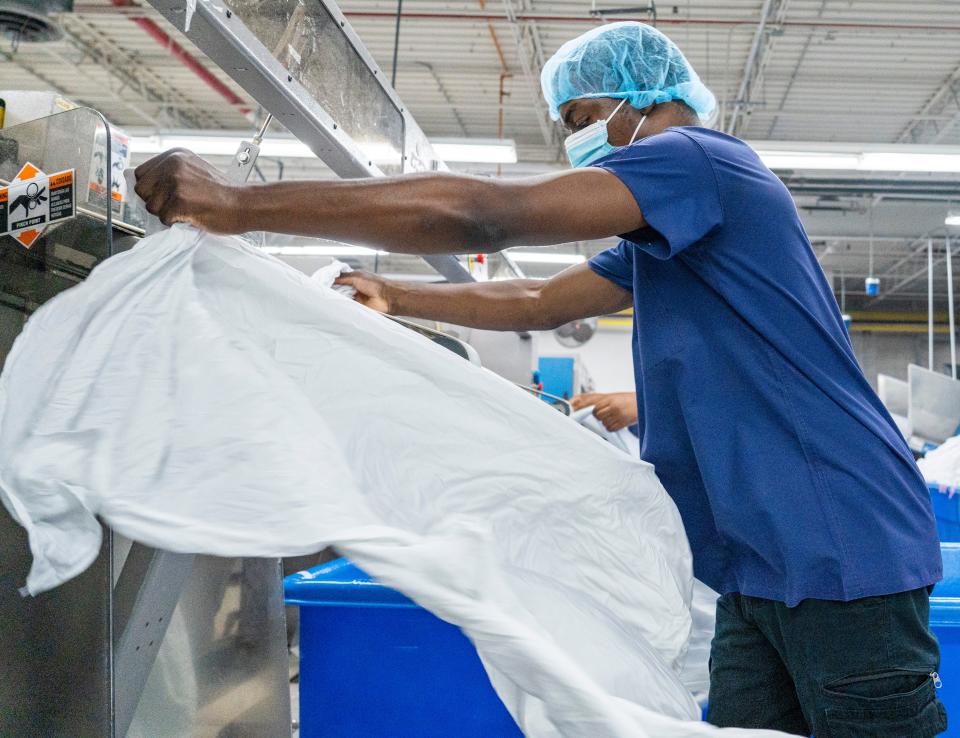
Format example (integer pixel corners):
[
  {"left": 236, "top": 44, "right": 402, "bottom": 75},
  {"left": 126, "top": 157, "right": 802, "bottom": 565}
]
[{"left": 564, "top": 99, "right": 647, "bottom": 168}]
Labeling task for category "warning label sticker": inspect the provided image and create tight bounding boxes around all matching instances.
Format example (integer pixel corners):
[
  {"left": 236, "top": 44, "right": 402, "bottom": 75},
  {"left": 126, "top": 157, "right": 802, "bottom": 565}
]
[
  {"left": 1, "top": 163, "right": 75, "bottom": 248},
  {"left": 88, "top": 125, "right": 130, "bottom": 218}
]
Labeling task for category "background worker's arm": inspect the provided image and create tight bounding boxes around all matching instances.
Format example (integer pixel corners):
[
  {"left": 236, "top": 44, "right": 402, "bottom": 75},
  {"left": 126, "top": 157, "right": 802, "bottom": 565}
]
[
  {"left": 339, "top": 263, "right": 632, "bottom": 331},
  {"left": 133, "top": 149, "right": 646, "bottom": 252}
]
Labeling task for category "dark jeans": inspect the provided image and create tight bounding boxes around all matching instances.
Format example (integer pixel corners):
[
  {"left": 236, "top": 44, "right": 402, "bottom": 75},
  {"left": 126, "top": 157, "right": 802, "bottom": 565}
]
[{"left": 706, "top": 588, "right": 947, "bottom": 737}]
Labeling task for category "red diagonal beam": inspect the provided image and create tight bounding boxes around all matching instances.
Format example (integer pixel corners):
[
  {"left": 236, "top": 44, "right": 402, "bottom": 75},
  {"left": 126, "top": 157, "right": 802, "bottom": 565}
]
[{"left": 110, "top": 0, "right": 249, "bottom": 114}]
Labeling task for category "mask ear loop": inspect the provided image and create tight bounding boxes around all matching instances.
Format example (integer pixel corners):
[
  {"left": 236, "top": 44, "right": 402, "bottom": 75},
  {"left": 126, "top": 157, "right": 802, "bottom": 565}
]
[
  {"left": 606, "top": 97, "right": 628, "bottom": 123},
  {"left": 628, "top": 114, "right": 648, "bottom": 145}
]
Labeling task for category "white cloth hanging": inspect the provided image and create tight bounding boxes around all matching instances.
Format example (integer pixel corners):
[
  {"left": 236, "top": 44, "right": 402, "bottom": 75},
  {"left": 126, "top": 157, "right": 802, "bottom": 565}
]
[
  {"left": 571, "top": 407, "right": 715, "bottom": 705},
  {"left": 0, "top": 225, "right": 786, "bottom": 738}
]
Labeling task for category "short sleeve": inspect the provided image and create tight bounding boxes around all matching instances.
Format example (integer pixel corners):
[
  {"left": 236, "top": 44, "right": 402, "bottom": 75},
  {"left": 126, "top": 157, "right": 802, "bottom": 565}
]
[
  {"left": 591, "top": 130, "right": 724, "bottom": 259},
  {"left": 588, "top": 241, "right": 635, "bottom": 292}
]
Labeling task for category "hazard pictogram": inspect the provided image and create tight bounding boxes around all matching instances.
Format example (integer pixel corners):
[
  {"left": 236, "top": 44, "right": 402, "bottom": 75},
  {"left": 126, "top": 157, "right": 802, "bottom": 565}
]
[{"left": 1, "top": 162, "right": 76, "bottom": 248}]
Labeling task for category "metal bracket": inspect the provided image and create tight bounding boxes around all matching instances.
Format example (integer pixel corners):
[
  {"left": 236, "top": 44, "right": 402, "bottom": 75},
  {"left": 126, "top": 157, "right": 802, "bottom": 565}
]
[
  {"left": 229, "top": 139, "right": 261, "bottom": 183},
  {"left": 228, "top": 113, "right": 273, "bottom": 184}
]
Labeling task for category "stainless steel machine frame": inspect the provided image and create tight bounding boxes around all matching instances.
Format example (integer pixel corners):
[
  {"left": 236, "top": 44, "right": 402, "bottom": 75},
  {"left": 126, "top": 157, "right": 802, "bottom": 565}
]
[
  {"left": 2, "top": 4, "right": 538, "bottom": 734},
  {"left": 0, "top": 107, "right": 293, "bottom": 738},
  {"left": 147, "top": 0, "right": 475, "bottom": 286}
]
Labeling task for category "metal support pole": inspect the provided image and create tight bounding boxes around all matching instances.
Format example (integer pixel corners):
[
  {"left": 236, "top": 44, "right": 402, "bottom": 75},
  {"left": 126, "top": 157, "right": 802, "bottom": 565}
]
[
  {"left": 726, "top": 0, "right": 777, "bottom": 134},
  {"left": 391, "top": 0, "right": 403, "bottom": 88},
  {"left": 949, "top": 234, "right": 957, "bottom": 379},
  {"left": 929, "top": 238, "right": 935, "bottom": 370}
]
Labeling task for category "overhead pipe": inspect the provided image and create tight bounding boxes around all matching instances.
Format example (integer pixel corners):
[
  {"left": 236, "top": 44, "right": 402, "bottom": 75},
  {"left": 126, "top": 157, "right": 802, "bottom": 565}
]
[
  {"left": 474, "top": 0, "right": 512, "bottom": 175},
  {"left": 76, "top": 5, "right": 960, "bottom": 33},
  {"left": 949, "top": 234, "right": 957, "bottom": 378},
  {"left": 337, "top": 10, "right": 960, "bottom": 34},
  {"left": 109, "top": 0, "right": 250, "bottom": 114},
  {"left": 930, "top": 238, "right": 936, "bottom": 370},
  {"left": 390, "top": 0, "right": 403, "bottom": 88}
]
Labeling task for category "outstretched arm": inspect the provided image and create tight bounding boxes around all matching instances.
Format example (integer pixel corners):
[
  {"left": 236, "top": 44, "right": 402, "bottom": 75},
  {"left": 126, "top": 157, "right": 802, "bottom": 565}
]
[
  {"left": 337, "top": 262, "right": 632, "bottom": 332},
  {"left": 133, "top": 149, "right": 646, "bottom": 253}
]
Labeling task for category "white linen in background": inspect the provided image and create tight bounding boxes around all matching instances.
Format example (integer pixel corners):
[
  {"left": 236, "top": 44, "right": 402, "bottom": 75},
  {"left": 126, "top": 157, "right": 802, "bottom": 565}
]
[
  {"left": 0, "top": 225, "right": 786, "bottom": 738},
  {"left": 919, "top": 435, "right": 960, "bottom": 490}
]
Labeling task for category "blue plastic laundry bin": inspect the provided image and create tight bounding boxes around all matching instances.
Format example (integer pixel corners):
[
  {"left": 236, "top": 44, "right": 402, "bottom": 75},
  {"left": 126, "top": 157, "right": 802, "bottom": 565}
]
[
  {"left": 932, "top": 543, "right": 960, "bottom": 735},
  {"left": 284, "top": 559, "right": 523, "bottom": 738},
  {"left": 931, "top": 485, "right": 960, "bottom": 542}
]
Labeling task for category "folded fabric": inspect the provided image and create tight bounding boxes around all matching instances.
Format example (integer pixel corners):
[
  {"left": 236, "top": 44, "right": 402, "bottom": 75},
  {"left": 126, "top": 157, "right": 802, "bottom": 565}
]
[
  {"left": 311, "top": 258, "right": 356, "bottom": 297},
  {"left": 0, "top": 225, "right": 786, "bottom": 737}
]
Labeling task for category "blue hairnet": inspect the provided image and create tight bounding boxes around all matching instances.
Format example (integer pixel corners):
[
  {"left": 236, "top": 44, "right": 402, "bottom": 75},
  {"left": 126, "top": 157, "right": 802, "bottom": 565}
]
[{"left": 540, "top": 22, "right": 716, "bottom": 123}]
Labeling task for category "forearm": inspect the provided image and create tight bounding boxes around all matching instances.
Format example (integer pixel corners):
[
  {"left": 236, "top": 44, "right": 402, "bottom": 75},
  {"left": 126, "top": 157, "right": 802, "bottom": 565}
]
[
  {"left": 236, "top": 174, "right": 504, "bottom": 255},
  {"left": 233, "top": 168, "right": 645, "bottom": 255},
  {"left": 389, "top": 279, "right": 557, "bottom": 331}
]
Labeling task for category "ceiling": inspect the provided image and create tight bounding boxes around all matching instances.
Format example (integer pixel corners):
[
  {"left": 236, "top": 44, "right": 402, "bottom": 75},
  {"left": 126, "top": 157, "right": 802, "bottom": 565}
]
[{"left": 1, "top": 0, "right": 959, "bottom": 310}]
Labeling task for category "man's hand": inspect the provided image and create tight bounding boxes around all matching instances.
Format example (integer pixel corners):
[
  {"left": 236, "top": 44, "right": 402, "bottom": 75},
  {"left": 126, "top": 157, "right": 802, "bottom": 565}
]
[
  {"left": 335, "top": 271, "right": 397, "bottom": 314},
  {"left": 571, "top": 392, "right": 639, "bottom": 432},
  {"left": 134, "top": 149, "right": 244, "bottom": 233}
]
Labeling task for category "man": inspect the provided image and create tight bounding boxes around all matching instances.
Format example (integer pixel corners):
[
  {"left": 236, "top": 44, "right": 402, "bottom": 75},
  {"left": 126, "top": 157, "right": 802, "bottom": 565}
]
[{"left": 135, "top": 22, "right": 946, "bottom": 736}]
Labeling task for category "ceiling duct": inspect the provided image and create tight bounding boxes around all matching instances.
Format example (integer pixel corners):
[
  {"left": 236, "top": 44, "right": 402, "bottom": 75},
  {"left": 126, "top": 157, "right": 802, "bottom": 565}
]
[{"left": 0, "top": 0, "right": 72, "bottom": 44}]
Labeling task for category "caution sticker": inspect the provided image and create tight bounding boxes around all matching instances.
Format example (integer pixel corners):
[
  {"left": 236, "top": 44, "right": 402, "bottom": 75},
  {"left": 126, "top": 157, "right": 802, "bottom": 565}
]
[
  {"left": 88, "top": 125, "right": 130, "bottom": 218},
  {"left": 1, "top": 162, "right": 75, "bottom": 248}
]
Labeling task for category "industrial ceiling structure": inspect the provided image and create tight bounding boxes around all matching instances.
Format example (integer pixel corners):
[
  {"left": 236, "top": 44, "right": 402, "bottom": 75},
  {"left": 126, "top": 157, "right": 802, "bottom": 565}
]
[{"left": 1, "top": 0, "right": 959, "bottom": 310}]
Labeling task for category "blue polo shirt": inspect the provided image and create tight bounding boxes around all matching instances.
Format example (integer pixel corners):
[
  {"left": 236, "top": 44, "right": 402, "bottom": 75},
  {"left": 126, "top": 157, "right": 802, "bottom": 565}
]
[{"left": 588, "top": 127, "right": 941, "bottom": 606}]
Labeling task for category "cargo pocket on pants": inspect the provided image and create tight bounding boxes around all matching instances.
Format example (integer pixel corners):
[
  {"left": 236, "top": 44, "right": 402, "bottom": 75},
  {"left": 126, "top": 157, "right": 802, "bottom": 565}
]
[{"left": 818, "top": 670, "right": 947, "bottom": 738}]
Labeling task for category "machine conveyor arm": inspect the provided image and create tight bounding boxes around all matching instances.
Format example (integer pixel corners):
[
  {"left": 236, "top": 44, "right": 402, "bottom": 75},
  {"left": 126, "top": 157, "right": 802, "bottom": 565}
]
[{"left": 144, "top": 0, "right": 473, "bottom": 285}]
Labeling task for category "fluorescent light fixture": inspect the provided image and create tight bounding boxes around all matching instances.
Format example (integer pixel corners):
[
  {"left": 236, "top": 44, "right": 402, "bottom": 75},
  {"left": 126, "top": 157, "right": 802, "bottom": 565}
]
[
  {"left": 355, "top": 141, "right": 403, "bottom": 167},
  {"left": 507, "top": 251, "right": 586, "bottom": 265},
  {"left": 757, "top": 152, "right": 861, "bottom": 170},
  {"left": 129, "top": 135, "right": 247, "bottom": 157},
  {"left": 129, "top": 133, "right": 320, "bottom": 158},
  {"left": 262, "top": 245, "right": 387, "bottom": 256},
  {"left": 860, "top": 153, "right": 960, "bottom": 173},
  {"left": 751, "top": 141, "right": 960, "bottom": 173},
  {"left": 947, "top": 213, "right": 960, "bottom": 227},
  {"left": 129, "top": 133, "right": 402, "bottom": 166},
  {"left": 431, "top": 138, "right": 517, "bottom": 164},
  {"left": 129, "top": 131, "right": 515, "bottom": 165}
]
